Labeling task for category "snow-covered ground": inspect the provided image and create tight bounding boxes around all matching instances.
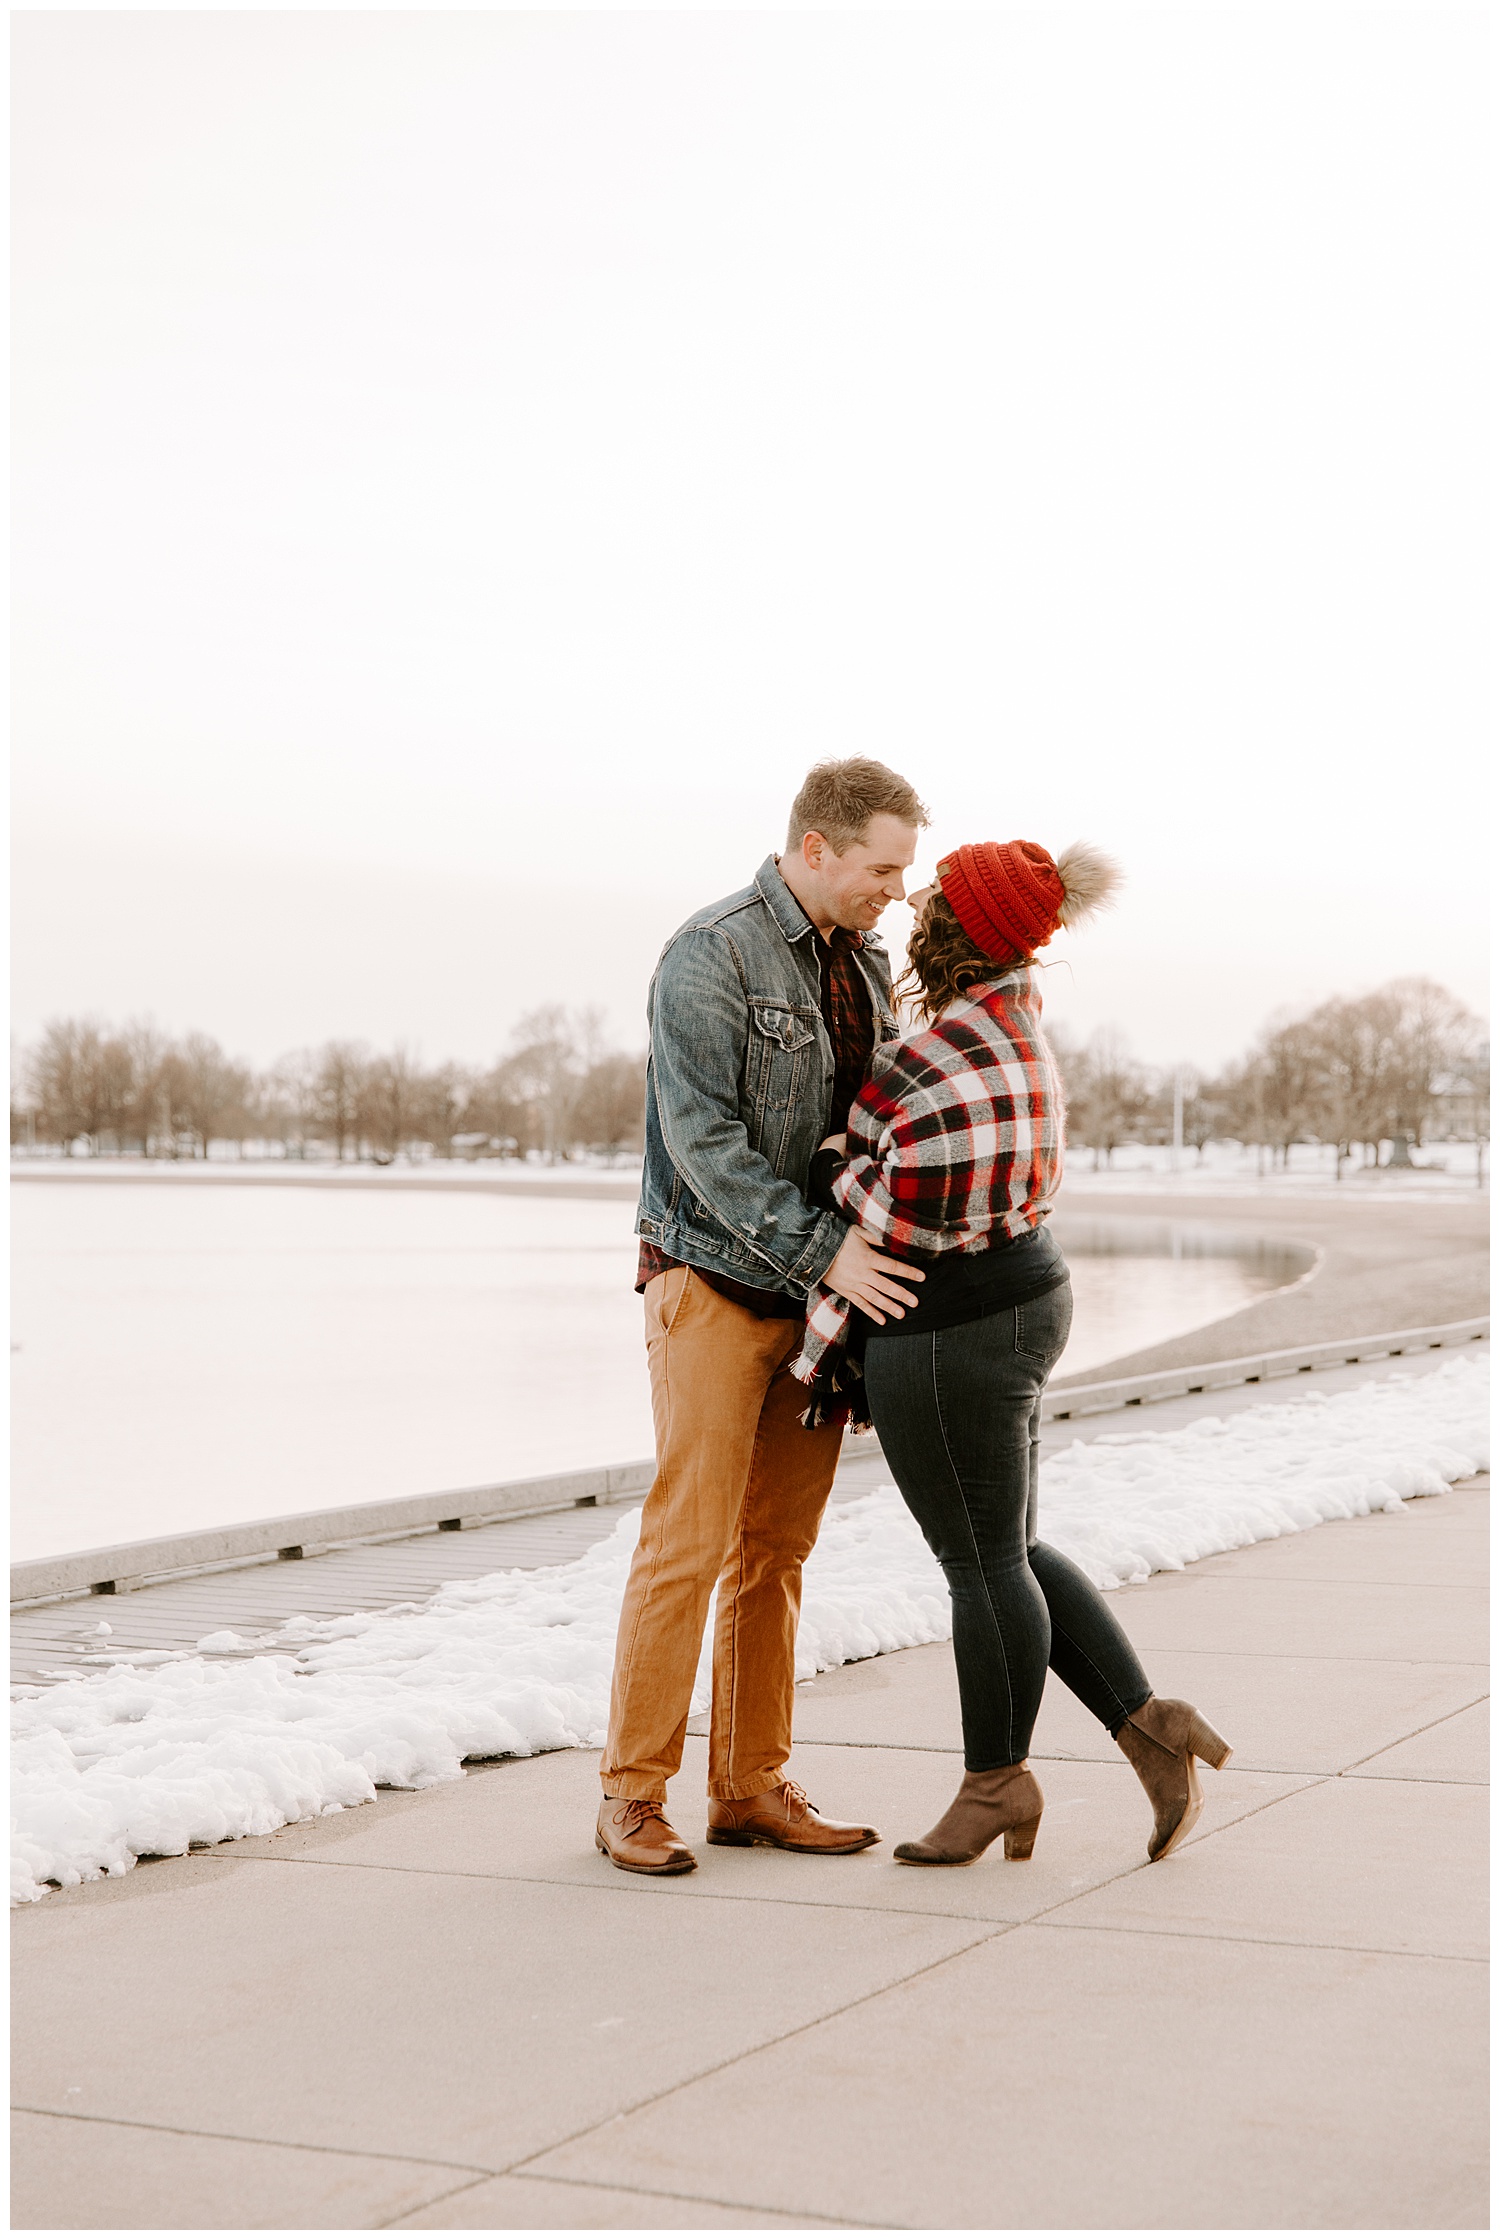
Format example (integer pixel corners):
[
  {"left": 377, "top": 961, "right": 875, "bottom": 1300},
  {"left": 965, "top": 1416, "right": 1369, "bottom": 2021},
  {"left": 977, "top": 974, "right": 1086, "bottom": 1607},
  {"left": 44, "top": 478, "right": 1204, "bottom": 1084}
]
[
  {"left": 12, "top": 1180, "right": 1300, "bottom": 1558},
  {"left": 1059, "top": 1140, "right": 1487, "bottom": 1200},
  {"left": 14, "top": 1139, "right": 1485, "bottom": 1197},
  {"left": 12, "top": 1353, "right": 1486, "bottom": 1905}
]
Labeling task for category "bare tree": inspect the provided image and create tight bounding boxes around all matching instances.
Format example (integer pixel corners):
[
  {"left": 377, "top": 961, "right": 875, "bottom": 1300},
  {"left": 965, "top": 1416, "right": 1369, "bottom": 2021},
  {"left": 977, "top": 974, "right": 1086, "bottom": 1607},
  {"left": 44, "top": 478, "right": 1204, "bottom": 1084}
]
[
  {"left": 254, "top": 1051, "right": 316, "bottom": 1158},
  {"left": 308, "top": 1043, "right": 370, "bottom": 1161},
  {"left": 11, "top": 1034, "right": 40, "bottom": 1150},
  {"left": 27, "top": 1018, "right": 134, "bottom": 1153},
  {"left": 113, "top": 1021, "right": 173, "bottom": 1156},
  {"left": 1218, "top": 1011, "right": 1325, "bottom": 1171},
  {"left": 1057, "top": 1030, "right": 1153, "bottom": 1168},
  {"left": 156, "top": 1032, "right": 252, "bottom": 1157},
  {"left": 501, "top": 1006, "right": 585, "bottom": 1163},
  {"left": 1301, "top": 991, "right": 1409, "bottom": 1175},
  {"left": 358, "top": 1047, "right": 428, "bottom": 1163},
  {"left": 1379, "top": 978, "right": 1482, "bottom": 1157},
  {"left": 420, "top": 1063, "right": 477, "bottom": 1161},
  {"left": 1178, "top": 1068, "right": 1220, "bottom": 1162},
  {"left": 463, "top": 1061, "right": 529, "bottom": 1157},
  {"left": 573, "top": 1051, "right": 647, "bottom": 1162}
]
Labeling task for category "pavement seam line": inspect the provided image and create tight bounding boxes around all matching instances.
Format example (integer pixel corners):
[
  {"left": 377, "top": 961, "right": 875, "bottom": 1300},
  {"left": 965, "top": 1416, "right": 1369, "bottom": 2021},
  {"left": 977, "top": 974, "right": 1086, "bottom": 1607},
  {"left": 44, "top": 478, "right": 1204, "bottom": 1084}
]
[
  {"left": 38, "top": 1743, "right": 1474, "bottom": 1907},
  {"left": 214, "top": 1846, "right": 1071, "bottom": 1925},
  {"left": 373, "top": 2170, "right": 515, "bottom": 2231},
  {"left": 1020, "top": 1772, "right": 1336, "bottom": 1927},
  {"left": 494, "top": 1910, "right": 1485, "bottom": 2191},
  {"left": 496, "top": 1920, "right": 1026, "bottom": 2187},
  {"left": 155, "top": 1750, "right": 1461, "bottom": 1913},
  {"left": 8, "top": 2104, "right": 493, "bottom": 2178},
  {"left": 782, "top": 1735, "right": 1473, "bottom": 1778},
  {"left": 1024, "top": 1919, "right": 1489, "bottom": 1965},
  {"left": 1334, "top": 1692, "right": 1490, "bottom": 1775},
  {"left": 210, "top": 1846, "right": 1221, "bottom": 1934},
  {"left": 1341, "top": 1771, "right": 1487, "bottom": 1787},
  {"left": 461, "top": 2167, "right": 882, "bottom": 2231}
]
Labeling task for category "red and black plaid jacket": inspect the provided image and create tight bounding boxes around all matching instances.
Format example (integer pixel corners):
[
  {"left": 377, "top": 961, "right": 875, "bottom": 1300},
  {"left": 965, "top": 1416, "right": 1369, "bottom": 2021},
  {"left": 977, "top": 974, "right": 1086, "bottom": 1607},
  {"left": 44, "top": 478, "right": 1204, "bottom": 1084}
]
[{"left": 793, "top": 967, "right": 1064, "bottom": 1401}]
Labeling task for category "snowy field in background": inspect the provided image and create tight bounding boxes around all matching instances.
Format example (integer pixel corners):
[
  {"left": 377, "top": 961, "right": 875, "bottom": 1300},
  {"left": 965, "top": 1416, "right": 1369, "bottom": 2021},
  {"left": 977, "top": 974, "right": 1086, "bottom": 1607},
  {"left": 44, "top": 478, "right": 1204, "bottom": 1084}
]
[
  {"left": 12, "top": 1353, "right": 1486, "bottom": 1904},
  {"left": 1059, "top": 1140, "right": 1487, "bottom": 1198},
  {"left": 13, "top": 1136, "right": 1486, "bottom": 1198},
  {"left": 12, "top": 1180, "right": 1298, "bottom": 1558}
]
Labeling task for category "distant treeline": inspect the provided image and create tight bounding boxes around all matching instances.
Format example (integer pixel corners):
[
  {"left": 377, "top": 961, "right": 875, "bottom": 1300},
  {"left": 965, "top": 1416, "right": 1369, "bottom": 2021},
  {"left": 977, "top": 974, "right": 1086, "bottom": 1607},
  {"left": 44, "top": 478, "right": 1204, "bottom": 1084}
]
[
  {"left": 10, "top": 976, "right": 1489, "bottom": 1175},
  {"left": 1052, "top": 975, "right": 1487, "bottom": 1174},
  {"left": 10, "top": 1006, "right": 647, "bottom": 1165}
]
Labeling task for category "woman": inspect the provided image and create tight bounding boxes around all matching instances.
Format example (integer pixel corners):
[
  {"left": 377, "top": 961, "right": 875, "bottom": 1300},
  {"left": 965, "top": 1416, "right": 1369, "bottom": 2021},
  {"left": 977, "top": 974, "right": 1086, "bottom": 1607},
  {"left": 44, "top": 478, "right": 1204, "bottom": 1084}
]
[{"left": 795, "top": 838, "right": 1232, "bottom": 1868}]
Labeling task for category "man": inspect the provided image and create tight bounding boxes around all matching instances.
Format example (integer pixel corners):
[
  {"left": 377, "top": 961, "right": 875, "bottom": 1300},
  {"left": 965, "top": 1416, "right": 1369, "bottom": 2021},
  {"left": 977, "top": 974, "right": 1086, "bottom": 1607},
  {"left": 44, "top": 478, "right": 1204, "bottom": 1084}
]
[{"left": 597, "top": 757, "right": 930, "bottom": 1874}]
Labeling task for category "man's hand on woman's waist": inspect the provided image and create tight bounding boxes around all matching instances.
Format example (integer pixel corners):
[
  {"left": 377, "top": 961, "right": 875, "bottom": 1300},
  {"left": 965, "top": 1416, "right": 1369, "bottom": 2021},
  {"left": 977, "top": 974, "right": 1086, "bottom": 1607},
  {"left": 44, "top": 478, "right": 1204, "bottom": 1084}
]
[{"left": 822, "top": 1229, "right": 924, "bottom": 1326}]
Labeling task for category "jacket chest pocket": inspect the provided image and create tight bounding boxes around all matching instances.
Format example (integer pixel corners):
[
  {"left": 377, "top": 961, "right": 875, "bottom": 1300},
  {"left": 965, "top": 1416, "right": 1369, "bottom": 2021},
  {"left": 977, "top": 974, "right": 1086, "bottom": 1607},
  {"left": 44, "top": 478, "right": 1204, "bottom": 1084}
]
[{"left": 748, "top": 1000, "right": 820, "bottom": 1111}]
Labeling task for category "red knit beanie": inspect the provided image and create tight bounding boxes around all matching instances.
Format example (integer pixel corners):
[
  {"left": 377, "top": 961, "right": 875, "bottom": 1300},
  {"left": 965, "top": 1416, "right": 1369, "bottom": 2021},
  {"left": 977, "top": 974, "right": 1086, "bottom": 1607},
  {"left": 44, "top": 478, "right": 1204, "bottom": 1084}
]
[{"left": 938, "top": 841, "right": 1066, "bottom": 960}]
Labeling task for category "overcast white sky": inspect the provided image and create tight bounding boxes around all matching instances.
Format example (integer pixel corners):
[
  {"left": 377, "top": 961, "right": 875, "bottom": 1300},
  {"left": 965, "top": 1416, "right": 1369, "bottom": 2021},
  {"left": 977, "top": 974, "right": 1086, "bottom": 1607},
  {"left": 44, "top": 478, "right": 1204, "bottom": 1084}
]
[{"left": 12, "top": 5, "right": 1489, "bottom": 1074}]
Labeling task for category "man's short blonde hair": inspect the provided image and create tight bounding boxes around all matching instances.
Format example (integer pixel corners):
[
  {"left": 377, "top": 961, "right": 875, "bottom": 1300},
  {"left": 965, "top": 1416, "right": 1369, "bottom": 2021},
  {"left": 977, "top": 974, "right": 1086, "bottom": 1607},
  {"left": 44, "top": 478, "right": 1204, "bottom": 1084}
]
[{"left": 786, "top": 757, "right": 930, "bottom": 857}]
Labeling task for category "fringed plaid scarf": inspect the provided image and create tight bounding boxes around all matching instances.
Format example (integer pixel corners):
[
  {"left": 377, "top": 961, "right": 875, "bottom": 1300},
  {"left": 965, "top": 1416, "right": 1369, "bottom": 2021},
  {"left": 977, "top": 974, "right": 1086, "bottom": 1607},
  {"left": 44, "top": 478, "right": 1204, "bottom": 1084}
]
[{"left": 792, "top": 968, "right": 1064, "bottom": 1427}]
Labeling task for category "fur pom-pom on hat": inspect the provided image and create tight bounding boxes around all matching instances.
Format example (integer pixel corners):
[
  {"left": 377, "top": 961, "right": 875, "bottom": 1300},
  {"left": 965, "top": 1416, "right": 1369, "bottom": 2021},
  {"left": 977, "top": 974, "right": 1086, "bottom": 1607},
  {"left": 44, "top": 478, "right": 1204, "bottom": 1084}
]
[
  {"left": 1054, "top": 841, "right": 1123, "bottom": 929},
  {"left": 938, "top": 838, "right": 1122, "bottom": 961}
]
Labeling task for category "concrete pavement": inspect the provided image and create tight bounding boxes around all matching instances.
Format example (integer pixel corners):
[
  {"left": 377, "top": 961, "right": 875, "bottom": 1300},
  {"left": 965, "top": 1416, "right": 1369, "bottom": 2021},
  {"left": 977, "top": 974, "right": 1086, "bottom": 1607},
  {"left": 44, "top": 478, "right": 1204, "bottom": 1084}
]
[{"left": 11, "top": 1463, "right": 1487, "bottom": 2229}]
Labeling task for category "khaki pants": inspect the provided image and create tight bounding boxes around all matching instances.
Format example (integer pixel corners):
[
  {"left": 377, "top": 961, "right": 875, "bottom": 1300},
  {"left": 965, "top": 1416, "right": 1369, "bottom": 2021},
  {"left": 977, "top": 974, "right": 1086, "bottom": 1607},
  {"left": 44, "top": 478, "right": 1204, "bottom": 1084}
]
[{"left": 601, "top": 1267, "right": 844, "bottom": 1803}]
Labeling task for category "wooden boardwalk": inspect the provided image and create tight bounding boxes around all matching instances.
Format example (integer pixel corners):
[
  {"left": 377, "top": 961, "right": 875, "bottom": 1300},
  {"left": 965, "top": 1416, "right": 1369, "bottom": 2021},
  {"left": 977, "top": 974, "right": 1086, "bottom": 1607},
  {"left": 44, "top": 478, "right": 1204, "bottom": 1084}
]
[
  {"left": 9, "top": 1445, "right": 894, "bottom": 1689},
  {"left": 13, "top": 1350, "right": 1474, "bottom": 1691}
]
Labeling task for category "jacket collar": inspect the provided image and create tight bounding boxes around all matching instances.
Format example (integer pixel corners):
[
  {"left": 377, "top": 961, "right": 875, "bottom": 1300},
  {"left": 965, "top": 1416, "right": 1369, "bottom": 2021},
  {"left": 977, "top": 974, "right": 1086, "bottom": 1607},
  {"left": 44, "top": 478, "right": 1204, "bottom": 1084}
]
[{"left": 755, "top": 854, "right": 817, "bottom": 946}]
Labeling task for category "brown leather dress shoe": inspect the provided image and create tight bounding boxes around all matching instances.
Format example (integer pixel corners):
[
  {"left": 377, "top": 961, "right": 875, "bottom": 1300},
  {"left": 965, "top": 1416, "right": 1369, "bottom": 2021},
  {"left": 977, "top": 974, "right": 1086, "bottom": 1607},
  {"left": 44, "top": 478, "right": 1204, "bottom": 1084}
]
[
  {"left": 596, "top": 1796, "right": 697, "bottom": 1875},
  {"left": 706, "top": 1779, "right": 880, "bottom": 1854}
]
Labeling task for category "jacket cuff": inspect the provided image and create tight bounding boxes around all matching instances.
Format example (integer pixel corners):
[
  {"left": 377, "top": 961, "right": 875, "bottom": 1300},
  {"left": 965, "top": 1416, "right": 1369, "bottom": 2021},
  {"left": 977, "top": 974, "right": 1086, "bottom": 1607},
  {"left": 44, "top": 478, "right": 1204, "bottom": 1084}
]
[{"left": 790, "top": 1209, "right": 849, "bottom": 1290}]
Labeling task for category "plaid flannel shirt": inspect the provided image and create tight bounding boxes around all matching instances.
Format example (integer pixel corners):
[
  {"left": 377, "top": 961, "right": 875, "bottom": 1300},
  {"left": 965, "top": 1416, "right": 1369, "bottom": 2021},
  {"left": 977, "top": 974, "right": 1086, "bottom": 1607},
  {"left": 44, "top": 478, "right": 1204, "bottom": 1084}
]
[{"left": 792, "top": 967, "right": 1064, "bottom": 1410}]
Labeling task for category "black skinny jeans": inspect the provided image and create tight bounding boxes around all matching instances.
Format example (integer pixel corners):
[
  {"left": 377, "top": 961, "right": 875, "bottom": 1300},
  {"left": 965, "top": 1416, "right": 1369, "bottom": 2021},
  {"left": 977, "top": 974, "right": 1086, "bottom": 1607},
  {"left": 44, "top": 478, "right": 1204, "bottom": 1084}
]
[{"left": 863, "top": 1281, "right": 1152, "bottom": 1769}]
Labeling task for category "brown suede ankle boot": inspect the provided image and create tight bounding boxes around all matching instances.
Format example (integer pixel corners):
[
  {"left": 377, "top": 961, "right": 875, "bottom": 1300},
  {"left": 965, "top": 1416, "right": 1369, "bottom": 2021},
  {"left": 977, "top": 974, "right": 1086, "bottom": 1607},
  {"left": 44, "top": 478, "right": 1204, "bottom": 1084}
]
[
  {"left": 893, "top": 1763, "right": 1043, "bottom": 1866},
  {"left": 1115, "top": 1696, "right": 1233, "bottom": 1862}
]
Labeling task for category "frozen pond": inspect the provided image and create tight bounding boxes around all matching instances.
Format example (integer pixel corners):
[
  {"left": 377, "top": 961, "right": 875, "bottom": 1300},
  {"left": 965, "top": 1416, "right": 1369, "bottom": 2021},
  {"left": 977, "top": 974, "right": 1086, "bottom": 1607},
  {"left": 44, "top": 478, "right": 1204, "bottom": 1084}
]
[{"left": 10, "top": 1178, "right": 1309, "bottom": 1559}]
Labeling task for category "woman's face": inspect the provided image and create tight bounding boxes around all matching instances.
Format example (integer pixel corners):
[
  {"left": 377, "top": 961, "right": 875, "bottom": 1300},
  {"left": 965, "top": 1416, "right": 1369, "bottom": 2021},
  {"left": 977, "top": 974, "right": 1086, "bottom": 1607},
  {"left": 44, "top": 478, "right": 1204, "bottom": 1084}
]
[{"left": 907, "top": 879, "right": 937, "bottom": 921}]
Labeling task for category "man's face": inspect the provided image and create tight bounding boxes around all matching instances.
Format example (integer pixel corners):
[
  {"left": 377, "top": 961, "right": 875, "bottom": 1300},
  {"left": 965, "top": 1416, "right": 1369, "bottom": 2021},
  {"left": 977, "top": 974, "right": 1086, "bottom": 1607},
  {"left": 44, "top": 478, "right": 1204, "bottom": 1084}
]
[{"left": 809, "top": 813, "right": 921, "bottom": 933}]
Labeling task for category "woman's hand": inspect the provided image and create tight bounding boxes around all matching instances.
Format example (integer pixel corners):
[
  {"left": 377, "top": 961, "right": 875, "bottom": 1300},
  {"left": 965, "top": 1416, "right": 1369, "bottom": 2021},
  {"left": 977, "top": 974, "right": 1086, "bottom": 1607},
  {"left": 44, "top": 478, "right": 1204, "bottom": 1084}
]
[
  {"left": 818, "top": 1133, "right": 848, "bottom": 1155},
  {"left": 823, "top": 1230, "right": 923, "bottom": 1324}
]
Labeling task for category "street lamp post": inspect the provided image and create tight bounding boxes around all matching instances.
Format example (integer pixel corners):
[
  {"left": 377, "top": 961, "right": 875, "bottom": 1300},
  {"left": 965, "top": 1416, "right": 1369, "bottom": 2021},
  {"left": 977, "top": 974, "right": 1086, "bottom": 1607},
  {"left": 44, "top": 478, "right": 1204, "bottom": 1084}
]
[{"left": 1170, "top": 1067, "right": 1184, "bottom": 1175}]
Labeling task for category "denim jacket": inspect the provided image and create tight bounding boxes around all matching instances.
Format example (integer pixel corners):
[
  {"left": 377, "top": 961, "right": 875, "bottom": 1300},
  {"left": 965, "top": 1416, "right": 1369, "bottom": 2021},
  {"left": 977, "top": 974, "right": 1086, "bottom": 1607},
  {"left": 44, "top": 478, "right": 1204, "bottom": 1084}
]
[{"left": 637, "top": 855, "right": 900, "bottom": 1299}]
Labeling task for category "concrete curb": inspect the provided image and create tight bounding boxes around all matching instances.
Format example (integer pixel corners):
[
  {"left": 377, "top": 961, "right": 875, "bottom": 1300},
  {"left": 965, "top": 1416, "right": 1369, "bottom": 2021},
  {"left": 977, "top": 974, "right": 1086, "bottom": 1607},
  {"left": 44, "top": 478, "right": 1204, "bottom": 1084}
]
[
  {"left": 10, "top": 1460, "right": 657, "bottom": 1607},
  {"left": 11, "top": 1316, "right": 1486, "bottom": 1608},
  {"left": 1040, "top": 1316, "right": 1488, "bottom": 1421}
]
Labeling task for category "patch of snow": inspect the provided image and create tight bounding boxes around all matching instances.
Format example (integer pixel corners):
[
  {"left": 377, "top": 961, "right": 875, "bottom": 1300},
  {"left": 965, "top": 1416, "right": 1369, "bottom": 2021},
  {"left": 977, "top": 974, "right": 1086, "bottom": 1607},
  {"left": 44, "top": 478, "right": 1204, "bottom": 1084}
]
[{"left": 11, "top": 1357, "right": 1486, "bottom": 1904}]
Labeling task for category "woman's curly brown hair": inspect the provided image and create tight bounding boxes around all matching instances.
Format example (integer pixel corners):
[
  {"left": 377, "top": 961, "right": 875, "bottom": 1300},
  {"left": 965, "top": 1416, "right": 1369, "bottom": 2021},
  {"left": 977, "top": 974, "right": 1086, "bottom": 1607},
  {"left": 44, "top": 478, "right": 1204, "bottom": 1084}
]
[{"left": 896, "top": 881, "right": 1032, "bottom": 1023}]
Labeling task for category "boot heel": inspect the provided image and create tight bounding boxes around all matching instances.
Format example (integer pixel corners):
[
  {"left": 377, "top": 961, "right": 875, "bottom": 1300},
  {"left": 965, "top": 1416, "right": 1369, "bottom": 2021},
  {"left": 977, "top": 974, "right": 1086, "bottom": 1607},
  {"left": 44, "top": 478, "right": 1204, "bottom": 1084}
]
[
  {"left": 1004, "top": 1815, "right": 1041, "bottom": 1861},
  {"left": 704, "top": 1828, "right": 754, "bottom": 1847},
  {"left": 1188, "top": 1713, "right": 1233, "bottom": 1770}
]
